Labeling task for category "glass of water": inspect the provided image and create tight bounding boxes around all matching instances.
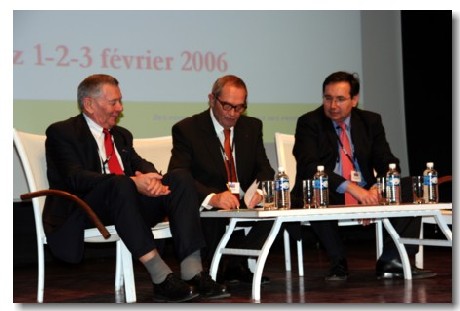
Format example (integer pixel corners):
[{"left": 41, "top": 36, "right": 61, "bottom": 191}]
[
  {"left": 303, "top": 179, "right": 315, "bottom": 209},
  {"left": 261, "top": 180, "right": 276, "bottom": 210}
]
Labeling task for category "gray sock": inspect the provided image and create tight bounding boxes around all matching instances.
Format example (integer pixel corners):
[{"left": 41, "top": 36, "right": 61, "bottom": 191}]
[
  {"left": 143, "top": 255, "right": 173, "bottom": 284},
  {"left": 180, "top": 250, "right": 203, "bottom": 281}
]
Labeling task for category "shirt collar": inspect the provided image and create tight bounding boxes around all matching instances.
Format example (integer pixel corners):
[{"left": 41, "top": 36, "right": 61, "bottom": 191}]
[
  {"left": 333, "top": 116, "right": 351, "bottom": 130},
  {"left": 209, "top": 109, "right": 233, "bottom": 137},
  {"left": 83, "top": 113, "right": 105, "bottom": 139}
]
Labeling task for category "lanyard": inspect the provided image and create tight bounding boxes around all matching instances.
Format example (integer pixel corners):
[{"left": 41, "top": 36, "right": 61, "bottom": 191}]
[
  {"left": 218, "top": 139, "right": 234, "bottom": 161},
  {"left": 218, "top": 137, "right": 236, "bottom": 181},
  {"left": 335, "top": 127, "right": 356, "bottom": 170}
]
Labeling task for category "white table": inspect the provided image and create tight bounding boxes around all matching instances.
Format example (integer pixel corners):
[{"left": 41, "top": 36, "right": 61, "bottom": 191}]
[{"left": 201, "top": 203, "right": 453, "bottom": 302}]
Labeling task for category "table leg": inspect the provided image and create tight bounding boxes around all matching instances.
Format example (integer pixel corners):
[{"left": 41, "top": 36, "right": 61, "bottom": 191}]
[
  {"left": 251, "top": 218, "right": 283, "bottom": 301},
  {"left": 209, "top": 218, "right": 238, "bottom": 280},
  {"left": 433, "top": 212, "right": 453, "bottom": 241},
  {"left": 382, "top": 218, "right": 412, "bottom": 279}
]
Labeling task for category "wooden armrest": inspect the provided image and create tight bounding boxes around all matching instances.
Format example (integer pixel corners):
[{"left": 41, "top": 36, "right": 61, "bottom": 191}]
[
  {"left": 20, "top": 189, "right": 111, "bottom": 239},
  {"left": 439, "top": 175, "right": 452, "bottom": 184}
]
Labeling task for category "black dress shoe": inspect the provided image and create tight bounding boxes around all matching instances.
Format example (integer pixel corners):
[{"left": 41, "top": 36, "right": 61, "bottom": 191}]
[
  {"left": 186, "top": 271, "right": 230, "bottom": 299},
  {"left": 153, "top": 273, "right": 199, "bottom": 302},
  {"left": 222, "top": 262, "right": 270, "bottom": 285},
  {"left": 376, "top": 258, "right": 437, "bottom": 279},
  {"left": 325, "top": 258, "right": 348, "bottom": 281}
]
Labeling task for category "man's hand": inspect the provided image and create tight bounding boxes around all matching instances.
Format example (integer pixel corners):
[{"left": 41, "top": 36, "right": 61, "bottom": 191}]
[
  {"left": 347, "top": 183, "right": 379, "bottom": 206},
  {"left": 209, "top": 191, "right": 240, "bottom": 210},
  {"left": 131, "top": 171, "right": 170, "bottom": 197},
  {"left": 346, "top": 183, "right": 380, "bottom": 226},
  {"left": 247, "top": 192, "right": 263, "bottom": 209}
]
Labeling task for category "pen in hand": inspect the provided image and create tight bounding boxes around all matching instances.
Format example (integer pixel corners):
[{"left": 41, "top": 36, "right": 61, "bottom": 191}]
[{"left": 227, "top": 183, "right": 239, "bottom": 210}]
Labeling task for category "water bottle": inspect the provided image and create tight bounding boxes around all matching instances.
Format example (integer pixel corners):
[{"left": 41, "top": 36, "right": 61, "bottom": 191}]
[
  {"left": 423, "top": 162, "right": 439, "bottom": 203},
  {"left": 385, "top": 163, "right": 401, "bottom": 205},
  {"left": 275, "top": 166, "right": 291, "bottom": 209},
  {"left": 313, "top": 165, "right": 329, "bottom": 208}
]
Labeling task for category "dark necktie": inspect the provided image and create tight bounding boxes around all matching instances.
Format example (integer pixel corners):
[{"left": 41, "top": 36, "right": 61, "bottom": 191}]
[
  {"left": 224, "top": 129, "right": 237, "bottom": 182},
  {"left": 103, "top": 128, "right": 124, "bottom": 175},
  {"left": 338, "top": 123, "right": 358, "bottom": 205}
]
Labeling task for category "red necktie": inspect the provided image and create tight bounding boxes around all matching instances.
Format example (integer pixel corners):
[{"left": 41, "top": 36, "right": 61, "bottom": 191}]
[
  {"left": 224, "top": 129, "right": 237, "bottom": 182},
  {"left": 103, "top": 128, "right": 124, "bottom": 175},
  {"left": 338, "top": 123, "right": 358, "bottom": 205}
]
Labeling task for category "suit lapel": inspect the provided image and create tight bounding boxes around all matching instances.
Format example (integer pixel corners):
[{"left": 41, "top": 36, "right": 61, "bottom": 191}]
[
  {"left": 198, "top": 111, "right": 229, "bottom": 179},
  {"left": 349, "top": 111, "right": 366, "bottom": 162},
  {"left": 324, "top": 117, "right": 339, "bottom": 156},
  {"left": 233, "top": 121, "right": 248, "bottom": 183},
  {"left": 75, "top": 115, "right": 104, "bottom": 172},
  {"left": 110, "top": 128, "right": 128, "bottom": 162}
]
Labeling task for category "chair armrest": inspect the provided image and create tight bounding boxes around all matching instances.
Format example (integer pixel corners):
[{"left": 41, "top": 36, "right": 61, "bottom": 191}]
[
  {"left": 20, "top": 189, "right": 111, "bottom": 239},
  {"left": 438, "top": 175, "right": 452, "bottom": 184}
]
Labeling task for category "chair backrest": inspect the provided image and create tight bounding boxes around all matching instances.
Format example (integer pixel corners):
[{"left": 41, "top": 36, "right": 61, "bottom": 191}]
[
  {"left": 274, "top": 132, "right": 296, "bottom": 190},
  {"left": 133, "top": 136, "right": 173, "bottom": 173},
  {"left": 13, "top": 129, "right": 48, "bottom": 241}
]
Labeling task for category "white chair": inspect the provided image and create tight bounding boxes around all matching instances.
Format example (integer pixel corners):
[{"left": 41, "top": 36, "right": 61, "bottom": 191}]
[
  {"left": 14, "top": 129, "right": 171, "bottom": 303},
  {"left": 133, "top": 136, "right": 173, "bottom": 178},
  {"left": 274, "top": 132, "right": 383, "bottom": 276}
]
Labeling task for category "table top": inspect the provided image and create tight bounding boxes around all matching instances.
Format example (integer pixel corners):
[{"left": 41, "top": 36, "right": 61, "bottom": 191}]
[{"left": 200, "top": 203, "right": 452, "bottom": 218}]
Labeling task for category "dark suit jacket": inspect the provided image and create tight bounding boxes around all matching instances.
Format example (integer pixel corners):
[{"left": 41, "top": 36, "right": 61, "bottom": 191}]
[
  {"left": 168, "top": 109, "right": 274, "bottom": 206},
  {"left": 291, "top": 106, "right": 400, "bottom": 206},
  {"left": 43, "top": 114, "right": 159, "bottom": 262}
]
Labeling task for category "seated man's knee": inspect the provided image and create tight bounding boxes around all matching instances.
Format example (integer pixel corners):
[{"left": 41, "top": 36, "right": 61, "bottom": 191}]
[{"left": 111, "top": 175, "right": 138, "bottom": 194}]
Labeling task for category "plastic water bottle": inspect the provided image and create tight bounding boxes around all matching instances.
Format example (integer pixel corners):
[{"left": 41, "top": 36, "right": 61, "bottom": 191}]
[
  {"left": 423, "top": 162, "right": 438, "bottom": 203},
  {"left": 385, "top": 163, "right": 401, "bottom": 205},
  {"left": 275, "top": 166, "right": 291, "bottom": 209},
  {"left": 313, "top": 165, "right": 329, "bottom": 208}
]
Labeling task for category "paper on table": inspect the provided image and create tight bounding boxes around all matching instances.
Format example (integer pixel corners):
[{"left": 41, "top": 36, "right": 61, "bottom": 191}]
[{"left": 244, "top": 179, "right": 260, "bottom": 207}]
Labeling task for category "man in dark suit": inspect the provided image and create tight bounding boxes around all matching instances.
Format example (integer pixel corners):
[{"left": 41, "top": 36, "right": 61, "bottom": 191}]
[
  {"left": 291, "top": 71, "right": 435, "bottom": 281},
  {"left": 44, "top": 74, "right": 229, "bottom": 302},
  {"left": 168, "top": 75, "right": 275, "bottom": 284}
]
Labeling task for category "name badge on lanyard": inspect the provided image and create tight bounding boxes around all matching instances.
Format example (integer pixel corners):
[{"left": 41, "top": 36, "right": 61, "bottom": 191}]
[
  {"left": 227, "top": 181, "right": 240, "bottom": 195},
  {"left": 351, "top": 170, "right": 362, "bottom": 183}
]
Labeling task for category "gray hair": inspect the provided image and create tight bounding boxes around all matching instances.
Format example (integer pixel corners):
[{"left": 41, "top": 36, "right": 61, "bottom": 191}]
[{"left": 77, "top": 74, "right": 119, "bottom": 111}]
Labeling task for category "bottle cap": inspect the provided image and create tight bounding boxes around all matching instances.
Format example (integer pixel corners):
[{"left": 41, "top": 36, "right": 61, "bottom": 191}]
[
  {"left": 389, "top": 163, "right": 396, "bottom": 169},
  {"left": 317, "top": 165, "right": 324, "bottom": 171},
  {"left": 278, "top": 166, "right": 285, "bottom": 172},
  {"left": 426, "top": 162, "right": 434, "bottom": 168}
]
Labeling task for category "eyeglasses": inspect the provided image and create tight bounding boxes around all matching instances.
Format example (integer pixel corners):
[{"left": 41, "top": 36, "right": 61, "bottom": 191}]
[
  {"left": 323, "top": 95, "right": 350, "bottom": 105},
  {"left": 215, "top": 97, "right": 247, "bottom": 113}
]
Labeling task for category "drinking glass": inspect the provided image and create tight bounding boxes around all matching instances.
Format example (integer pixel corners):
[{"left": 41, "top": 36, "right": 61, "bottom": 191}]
[
  {"left": 302, "top": 179, "right": 315, "bottom": 209},
  {"left": 412, "top": 176, "right": 425, "bottom": 204},
  {"left": 377, "top": 177, "right": 388, "bottom": 205},
  {"left": 261, "top": 180, "right": 276, "bottom": 210}
]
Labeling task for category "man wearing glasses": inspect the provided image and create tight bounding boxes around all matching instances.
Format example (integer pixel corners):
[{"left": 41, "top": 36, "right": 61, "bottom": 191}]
[
  {"left": 290, "top": 71, "right": 435, "bottom": 281},
  {"left": 169, "top": 75, "right": 274, "bottom": 285},
  {"left": 44, "top": 74, "right": 229, "bottom": 302}
]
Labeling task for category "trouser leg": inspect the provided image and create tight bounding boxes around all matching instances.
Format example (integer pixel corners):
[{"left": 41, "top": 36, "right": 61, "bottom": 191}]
[
  {"left": 380, "top": 217, "right": 422, "bottom": 260},
  {"left": 310, "top": 220, "right": 346, "bottom": 260},
  {"left": 160, "top": 169, "right": 206, "bottom": 262},
  {"left": 83, "top": 175, "right": 157, "bottom": 259}
]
